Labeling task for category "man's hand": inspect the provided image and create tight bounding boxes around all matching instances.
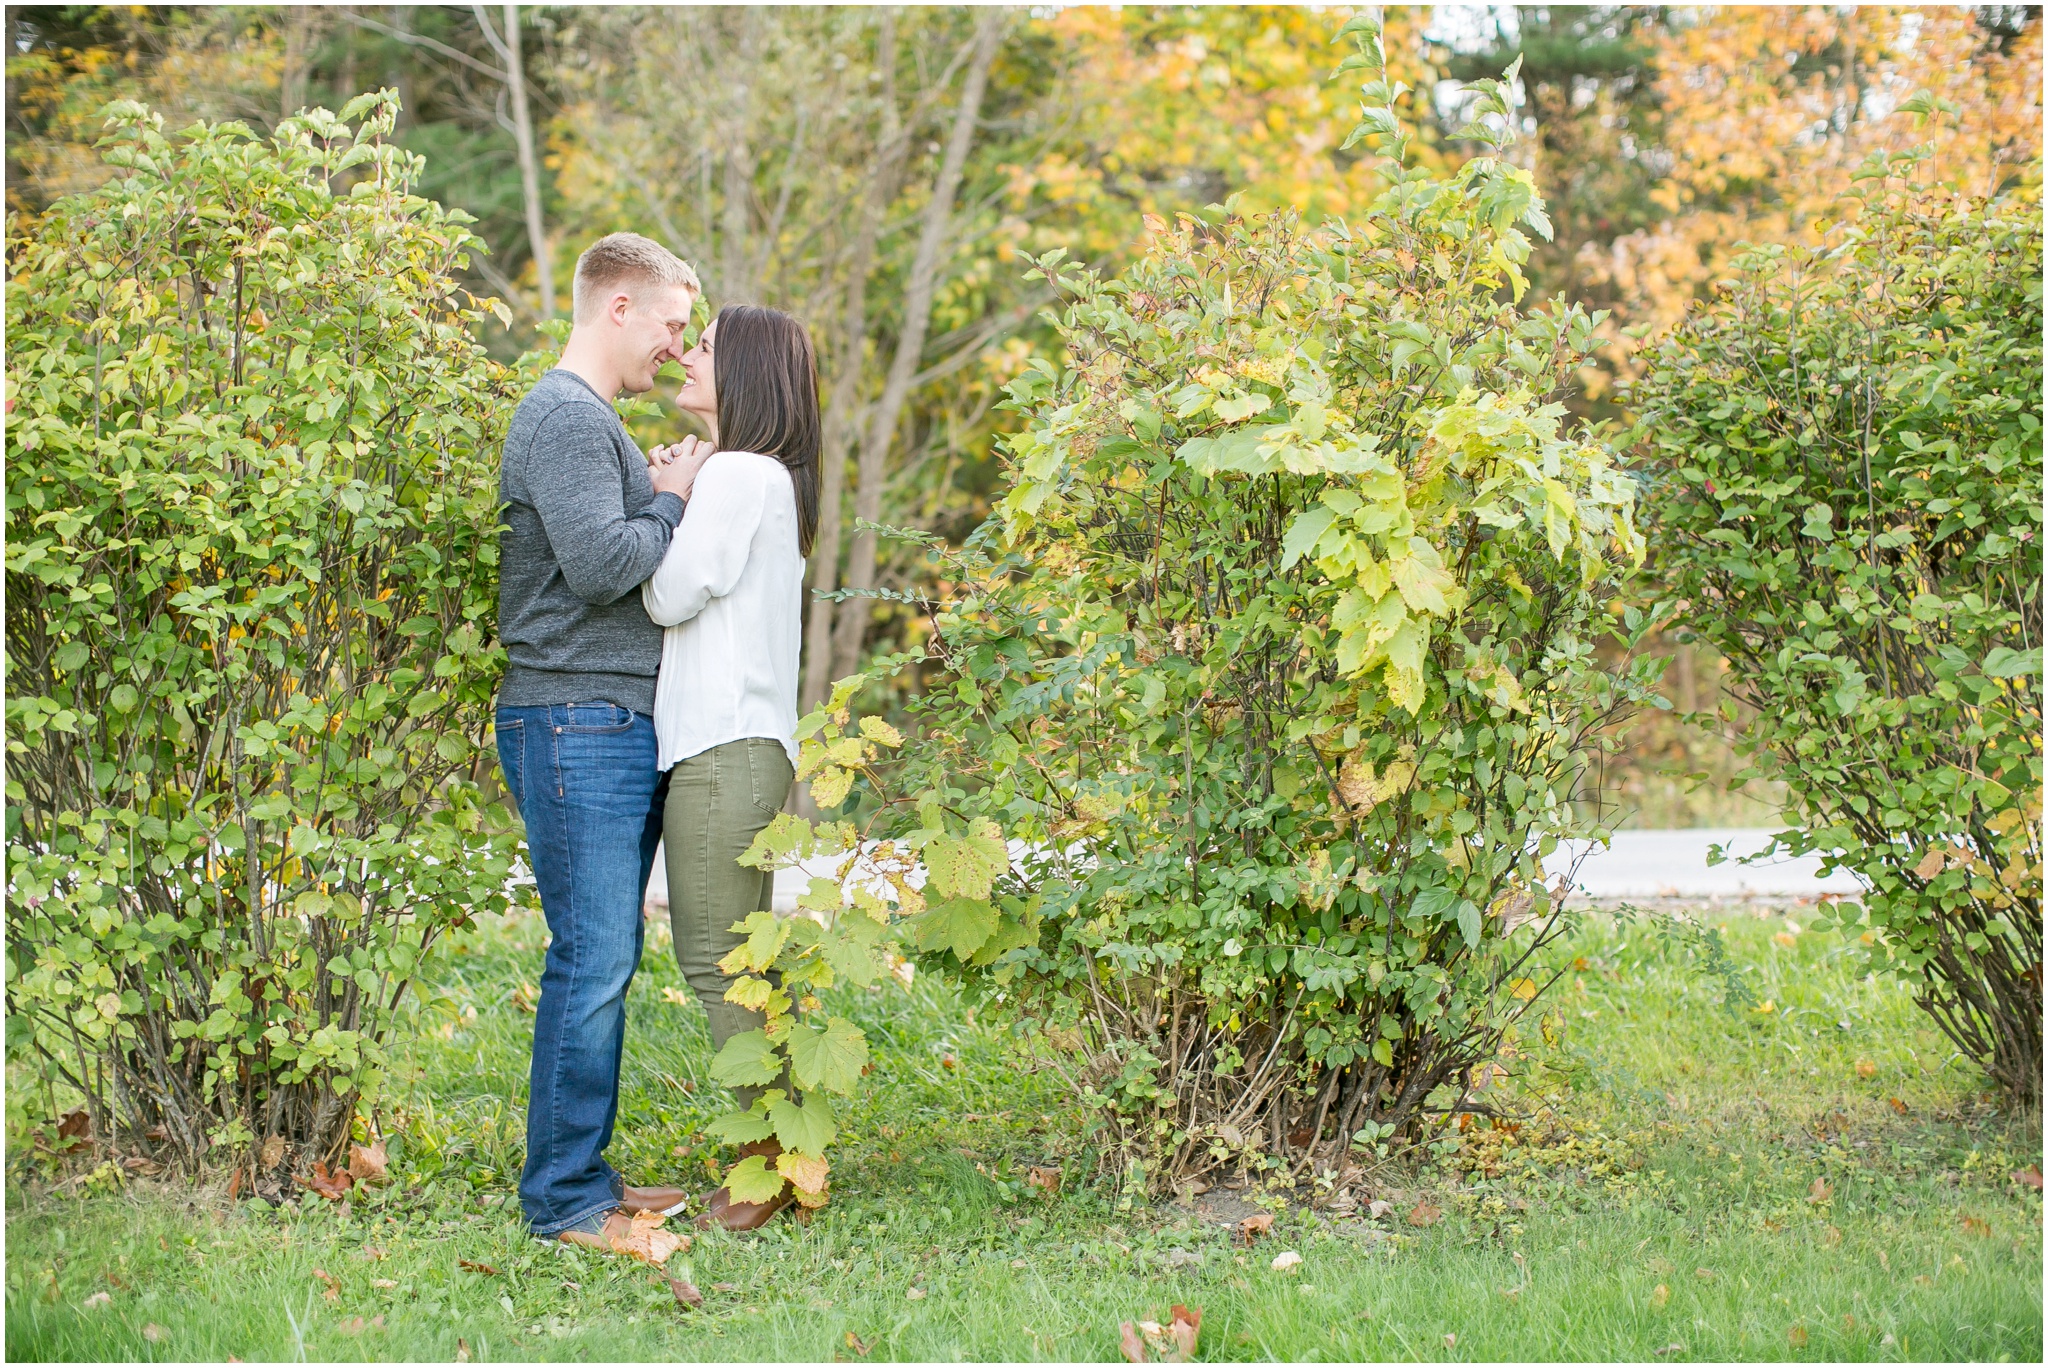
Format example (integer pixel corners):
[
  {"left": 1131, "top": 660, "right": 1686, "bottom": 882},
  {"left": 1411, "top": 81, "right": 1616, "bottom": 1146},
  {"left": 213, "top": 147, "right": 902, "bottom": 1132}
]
[{"left": 648, "top": 435, "right": 714, "bottom": 503}]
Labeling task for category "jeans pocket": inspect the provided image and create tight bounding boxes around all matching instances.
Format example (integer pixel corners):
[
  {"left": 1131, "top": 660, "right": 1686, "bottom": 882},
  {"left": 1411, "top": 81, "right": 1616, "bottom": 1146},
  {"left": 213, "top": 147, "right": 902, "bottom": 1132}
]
[
  {"left": 494, "top": 717, "right": 527, "bottom": 813},
  {"left": 559, "top": 702, "right": 634, "bottom": 734}
]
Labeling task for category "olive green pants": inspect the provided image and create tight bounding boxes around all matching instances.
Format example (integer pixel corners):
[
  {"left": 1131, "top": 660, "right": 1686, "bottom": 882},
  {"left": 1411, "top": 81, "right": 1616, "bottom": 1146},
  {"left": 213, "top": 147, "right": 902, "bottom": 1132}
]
[{"left": 664, "top": 737, "right": 795, "bottom": 1112}]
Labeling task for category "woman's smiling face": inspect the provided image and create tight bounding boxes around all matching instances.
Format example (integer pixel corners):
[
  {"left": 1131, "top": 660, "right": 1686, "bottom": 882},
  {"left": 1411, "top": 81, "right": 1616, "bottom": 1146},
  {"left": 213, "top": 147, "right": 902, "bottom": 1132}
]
[{"left": 675, "top": 317, "right": 718, "bottom": 431}]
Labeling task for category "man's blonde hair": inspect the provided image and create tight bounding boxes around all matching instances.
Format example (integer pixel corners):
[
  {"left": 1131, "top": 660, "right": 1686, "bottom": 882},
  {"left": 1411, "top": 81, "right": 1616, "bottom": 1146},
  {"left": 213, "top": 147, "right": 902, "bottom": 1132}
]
[{"left": 571, "top": 232, "right": 701, "bottom": 323}]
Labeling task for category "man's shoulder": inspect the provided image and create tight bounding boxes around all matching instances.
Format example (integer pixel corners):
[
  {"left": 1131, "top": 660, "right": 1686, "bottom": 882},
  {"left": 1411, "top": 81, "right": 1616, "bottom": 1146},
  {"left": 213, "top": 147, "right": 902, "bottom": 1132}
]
[
  {"left": 510, "top": 371, "right": 632, "bottom": 461},
  {"left": 516, "top": 369, "right": 616, "bottom": 426}
]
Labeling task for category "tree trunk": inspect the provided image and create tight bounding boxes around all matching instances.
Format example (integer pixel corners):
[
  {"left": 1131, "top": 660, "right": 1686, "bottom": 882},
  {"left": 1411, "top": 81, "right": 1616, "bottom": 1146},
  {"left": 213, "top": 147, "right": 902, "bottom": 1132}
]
[
  {"left": 827, "top": 9, "right": 1003, "bottom": 683},
  {"left": 500, "top": 4, "right": 554, "bottom": 318},
  {"left": 280, "top": 8, "right": 318, "bottom": 121},
  {"left": 802, "top": 8, "right": 904, "bottom": 712}
]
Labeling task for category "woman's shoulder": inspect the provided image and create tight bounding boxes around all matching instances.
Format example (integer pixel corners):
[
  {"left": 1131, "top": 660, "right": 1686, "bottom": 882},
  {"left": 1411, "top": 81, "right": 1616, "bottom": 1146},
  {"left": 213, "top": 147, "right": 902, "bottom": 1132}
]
[{"left": 705, "top": 449, "right": 785, "bottom": 481}]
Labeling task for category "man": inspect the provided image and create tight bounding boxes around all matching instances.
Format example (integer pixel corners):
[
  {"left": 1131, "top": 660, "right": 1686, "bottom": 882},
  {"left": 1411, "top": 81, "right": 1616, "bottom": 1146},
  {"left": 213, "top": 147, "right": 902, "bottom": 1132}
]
[{"left": 494, "top": 232, "right": 701, "bottom": 1250}]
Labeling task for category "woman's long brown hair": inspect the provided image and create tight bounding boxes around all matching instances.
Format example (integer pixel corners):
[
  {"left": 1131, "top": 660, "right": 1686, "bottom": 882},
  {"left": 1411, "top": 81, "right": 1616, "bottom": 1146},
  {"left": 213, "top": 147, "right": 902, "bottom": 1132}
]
[{"left": 710, "top": 304, "right": 821, "bottom": 556}]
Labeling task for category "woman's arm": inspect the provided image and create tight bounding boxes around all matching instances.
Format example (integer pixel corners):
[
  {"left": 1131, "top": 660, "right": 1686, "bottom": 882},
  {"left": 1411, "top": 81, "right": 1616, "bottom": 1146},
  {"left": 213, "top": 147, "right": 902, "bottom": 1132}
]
[{"left": 641, "top": 455, "right": 770, "bottom": 627}]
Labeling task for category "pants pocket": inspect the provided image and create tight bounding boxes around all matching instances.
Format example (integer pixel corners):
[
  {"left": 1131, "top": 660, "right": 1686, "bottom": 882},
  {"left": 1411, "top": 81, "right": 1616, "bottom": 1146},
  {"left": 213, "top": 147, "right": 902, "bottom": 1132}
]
[
  {"left": 746, "top": 741, "right": 795, "bottom": 818},
  {"left": 558, "top": 702, "right": 635, "bottom": 734}
]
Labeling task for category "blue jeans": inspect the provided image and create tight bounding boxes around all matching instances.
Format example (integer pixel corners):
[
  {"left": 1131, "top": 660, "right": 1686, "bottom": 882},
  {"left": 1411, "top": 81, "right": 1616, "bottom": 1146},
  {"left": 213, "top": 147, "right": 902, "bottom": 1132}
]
[{"left": 495, "top": 702, "right": 668, "bottom": 1235}]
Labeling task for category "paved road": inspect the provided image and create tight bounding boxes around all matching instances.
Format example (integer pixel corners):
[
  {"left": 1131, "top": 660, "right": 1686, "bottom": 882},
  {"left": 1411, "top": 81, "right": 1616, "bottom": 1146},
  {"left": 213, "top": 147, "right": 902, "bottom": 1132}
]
[{"left": 640, "top": 827, "right": 1862, "bottom": 914}]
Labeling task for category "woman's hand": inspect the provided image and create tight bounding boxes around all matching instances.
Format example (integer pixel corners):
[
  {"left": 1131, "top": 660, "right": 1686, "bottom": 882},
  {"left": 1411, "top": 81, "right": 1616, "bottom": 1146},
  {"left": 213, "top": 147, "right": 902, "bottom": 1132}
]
[{"left": 648, "top": 435, "right": 715, "bottom": 502}]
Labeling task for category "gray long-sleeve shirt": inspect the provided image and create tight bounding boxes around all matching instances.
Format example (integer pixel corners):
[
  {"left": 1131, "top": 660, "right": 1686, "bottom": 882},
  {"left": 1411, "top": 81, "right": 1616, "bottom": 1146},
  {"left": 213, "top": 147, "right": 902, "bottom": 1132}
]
[{"left": 496, "top": 368, "right": 683, "bottom": 714}]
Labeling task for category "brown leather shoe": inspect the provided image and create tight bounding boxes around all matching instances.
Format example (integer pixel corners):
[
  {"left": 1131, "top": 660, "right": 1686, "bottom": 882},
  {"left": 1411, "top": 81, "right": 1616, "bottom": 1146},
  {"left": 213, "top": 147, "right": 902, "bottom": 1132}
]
[
  {"left": 620, "top": 1183, "right": 690, "bottom": 1217},
  {"left": 695, "top": 1139, "right": 792, "bottom": 1233},
  {"left": 554, "top": 1208, "right": 634, "bottom": 1253}
]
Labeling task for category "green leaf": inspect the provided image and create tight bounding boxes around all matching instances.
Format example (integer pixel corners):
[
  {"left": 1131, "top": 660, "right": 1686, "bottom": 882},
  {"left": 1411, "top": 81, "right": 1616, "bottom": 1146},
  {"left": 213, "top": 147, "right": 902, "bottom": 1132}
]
[
  {"left": 1280, "top": 506, "right": 1338, "bottom": 571},
  {"left": 708, "top": 1029, "right": 785, "bottom": 1088},
  {"left": 924, "top": 824, "right": 1009, "bottom": 900},
  {"left": 788, "top": 1016, "right": 869, "bottom": 1094},
  {"left": 722, "top": 1153, "right": 789, "bottom": 1205},
  {"left": 1456, "top": 899, "right": 1483, "bottom": 949},
  {"left": 767, "top": 1090, "right": 837, "bottom": 1157},
  {"left": 1982, "top": 647, "right": 2040, "bottom": 678},
  {"left": 704, "top": 1107, "right": 776, "bottom": 1144},
  {"left": 909, "top": 897, "right": 1000, "bottom": 960}
]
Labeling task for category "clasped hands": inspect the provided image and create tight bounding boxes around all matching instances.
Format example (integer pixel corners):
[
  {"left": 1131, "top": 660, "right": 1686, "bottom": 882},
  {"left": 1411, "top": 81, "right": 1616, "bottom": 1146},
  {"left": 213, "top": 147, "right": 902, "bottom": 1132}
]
[{"left": 647, "top": 434, "right": 714, "bottom": 501}]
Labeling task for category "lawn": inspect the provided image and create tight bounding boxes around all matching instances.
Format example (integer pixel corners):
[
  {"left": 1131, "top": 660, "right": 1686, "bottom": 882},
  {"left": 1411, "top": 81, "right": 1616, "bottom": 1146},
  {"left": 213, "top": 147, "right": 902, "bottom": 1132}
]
[{"left": 7, "top": 900, "right": 2041, "bottom": 1363}]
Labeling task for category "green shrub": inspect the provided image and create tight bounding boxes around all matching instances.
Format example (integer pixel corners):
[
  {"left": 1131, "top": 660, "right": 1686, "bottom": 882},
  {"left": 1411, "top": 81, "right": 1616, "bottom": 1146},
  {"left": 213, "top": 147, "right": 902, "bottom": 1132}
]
[
  {"left": 743, "top": 20, "right": 1660, "bottom": 1196},
  {"left": 1631, "top": 142, "right": 2042, "bottom": 1099},
  {"left": 5, "top": 93, "right": 525, "bottom": 1176}
]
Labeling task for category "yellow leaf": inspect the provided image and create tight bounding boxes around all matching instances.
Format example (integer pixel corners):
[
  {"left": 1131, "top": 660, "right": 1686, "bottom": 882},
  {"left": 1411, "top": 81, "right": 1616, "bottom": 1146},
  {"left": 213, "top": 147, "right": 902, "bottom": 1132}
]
[
  {"left": 776, "top": 1151, "right": 831, "bottom": 1196},
  {"left": 809, "top": 765, "right": 855, "bottom": 810},
  {"left": 723, "top": 976, "right": 773, "bottom": 1011},
  {"left": 859, "top": 716, "right": 903, "bottom": 748},
  {"left": 1508, "top": 977, "right": 1538, "bottom": 1002}
]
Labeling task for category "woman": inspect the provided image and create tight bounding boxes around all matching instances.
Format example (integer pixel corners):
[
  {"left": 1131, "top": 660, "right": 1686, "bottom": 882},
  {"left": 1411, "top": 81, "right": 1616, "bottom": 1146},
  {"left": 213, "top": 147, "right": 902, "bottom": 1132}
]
[{"left": 642, "top": 304, "right": 820, "bottom": 1233}]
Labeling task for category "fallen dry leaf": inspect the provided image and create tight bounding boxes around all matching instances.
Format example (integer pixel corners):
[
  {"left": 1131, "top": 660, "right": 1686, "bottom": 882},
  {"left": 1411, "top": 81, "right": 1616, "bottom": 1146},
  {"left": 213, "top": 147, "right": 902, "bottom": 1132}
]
[
  {"left": 122, "top": 1155, "right": 163, "bottom": 1176},
  {"left": 259, "top": 1135, "right": 286, "bottom": 1170},
  {"left": 1822, "top": 1224, "right": 1843, "bottom": 1247},
  {"left": 360, "top": 1245, "right": 389, "bottom": 1263},
  {"left": 372, "top": 1279, "right": 398, "bottom": 1290},
  {"left": 2014, "top": 1165, "right": 2043, "bottom": 1191},
  {"left": 455, "top": 1336, "right": 471, "bottom": 1363},
  {"left": 710, "top": 1282, "right": 738, "bottom": 1293},
  {"left": 55, "top": 1108, "right": 93, "bottom": 1152},
  {"left": 1652, "top": 1344, "right": 1686, "bottom": 1358},
  {"left": 227, "top": 1167, "right": 246, "bottom": 1200},
  {"left": 1854, "top": 1058, "right": 1877, "bottom": 1079},
  {"left": 1270, "top": 1250, "right": 1303, "bottom": 1272},
  {"left": 81, "top": 1291, "right": 111, "bottom": 1310},
  {"left": 608, "top": 1209, "right": 687, "bottom": 1266},
  {"left": 142, "top": 1323, "right": 166, "bottom": 1343},
  {"left": 1118, "top": 1321, "right": 1148, "bottom": 1363},
  {"left": 512, "top": 982, "right": 538, "bottom": 1013},
  {"left": 667, "top": 1276, "right": 704, "bottom": 1309},
  {"left": 1170, "top": 1305, "right": 1201, "bottom": 1360},
  {"left": 459, "top": 1260, "right": 501, "bottom": 1276},
  {"left": 1888, "top": 1097, "right": 1910, "bottom": 1115},
  {"left": 1695, "top": 1268, "right": 1716, "bottom": 1281},
  {"left": 1026, "top": 1165, "right": 1063, "bottom": 1195},
  {"left": 1367, "top": 1198, "right": 1394, "bottom": 1219},
  {"left": 311, "top": 1268, "right": 340, "bottom": 1304},
  {"left": 1961, "top": 1215, "right": 1992, "bottom": 1238},
  {"left": 1407, "top": 1199, "right": 1443, "bottom": 1227},
  {"left": 660, "top": 986, "right": 691, "bottom": 1007},
  {"left": 844, "top": 1330, "right": 872, "bottom": 1357},
  {"left": 940, "top": 1053, "right": 957, "bottom": 1070},
  {"left": 335, "top": 1315, "right": 385, "bottom": 1336},
  {"left": 1443, "top": 1332, "right": 1458, "bottom": 1349},
  {"left": 1806, "top": 1176, "right": 1831, "bottom": 1204},
  {"left": 1787, "top": 1324, "right": 1809, "bottom": 1347},
  {"left": 1236, "top": 1212, "right": 1274, "bottom": 1244},
  {"left": 1650, "top": 1283, "right": 1670, "bottom": 1309},
  {"left": 906, "top": 1286, "right": 927, "bottom": 1301},
  {"left": 304, "top": 1162, "right": 353, "bottom": 1201},
  {"left": 349, "top": 1139, "right": 391, "bottom": 1186}
]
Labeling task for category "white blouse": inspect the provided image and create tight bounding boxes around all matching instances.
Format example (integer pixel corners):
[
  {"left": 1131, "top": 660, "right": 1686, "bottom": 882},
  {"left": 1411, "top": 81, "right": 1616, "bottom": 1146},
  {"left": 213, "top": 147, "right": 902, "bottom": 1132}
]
[{"left": 641, "top": 450, "right": 803, "bottom": 772}]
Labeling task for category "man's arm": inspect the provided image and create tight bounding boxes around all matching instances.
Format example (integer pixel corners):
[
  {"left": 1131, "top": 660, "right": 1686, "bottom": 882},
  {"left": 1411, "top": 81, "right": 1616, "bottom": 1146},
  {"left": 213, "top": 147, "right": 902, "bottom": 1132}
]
[{"left": 524, "top": 405, "right": 684, "bottom": 605}]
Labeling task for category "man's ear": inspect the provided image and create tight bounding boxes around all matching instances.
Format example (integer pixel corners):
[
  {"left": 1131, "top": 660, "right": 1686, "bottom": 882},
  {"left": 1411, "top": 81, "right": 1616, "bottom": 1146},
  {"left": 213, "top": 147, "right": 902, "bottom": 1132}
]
[{"left": 606, "top": 290, "right": 634, "bottom": 327}]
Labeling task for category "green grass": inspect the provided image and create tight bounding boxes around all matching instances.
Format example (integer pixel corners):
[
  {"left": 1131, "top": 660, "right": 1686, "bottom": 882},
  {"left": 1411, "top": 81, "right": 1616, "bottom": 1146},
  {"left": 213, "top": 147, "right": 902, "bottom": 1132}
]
[{"left": 8, "top": 903, "right": 2041, "bottom": 1362}]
